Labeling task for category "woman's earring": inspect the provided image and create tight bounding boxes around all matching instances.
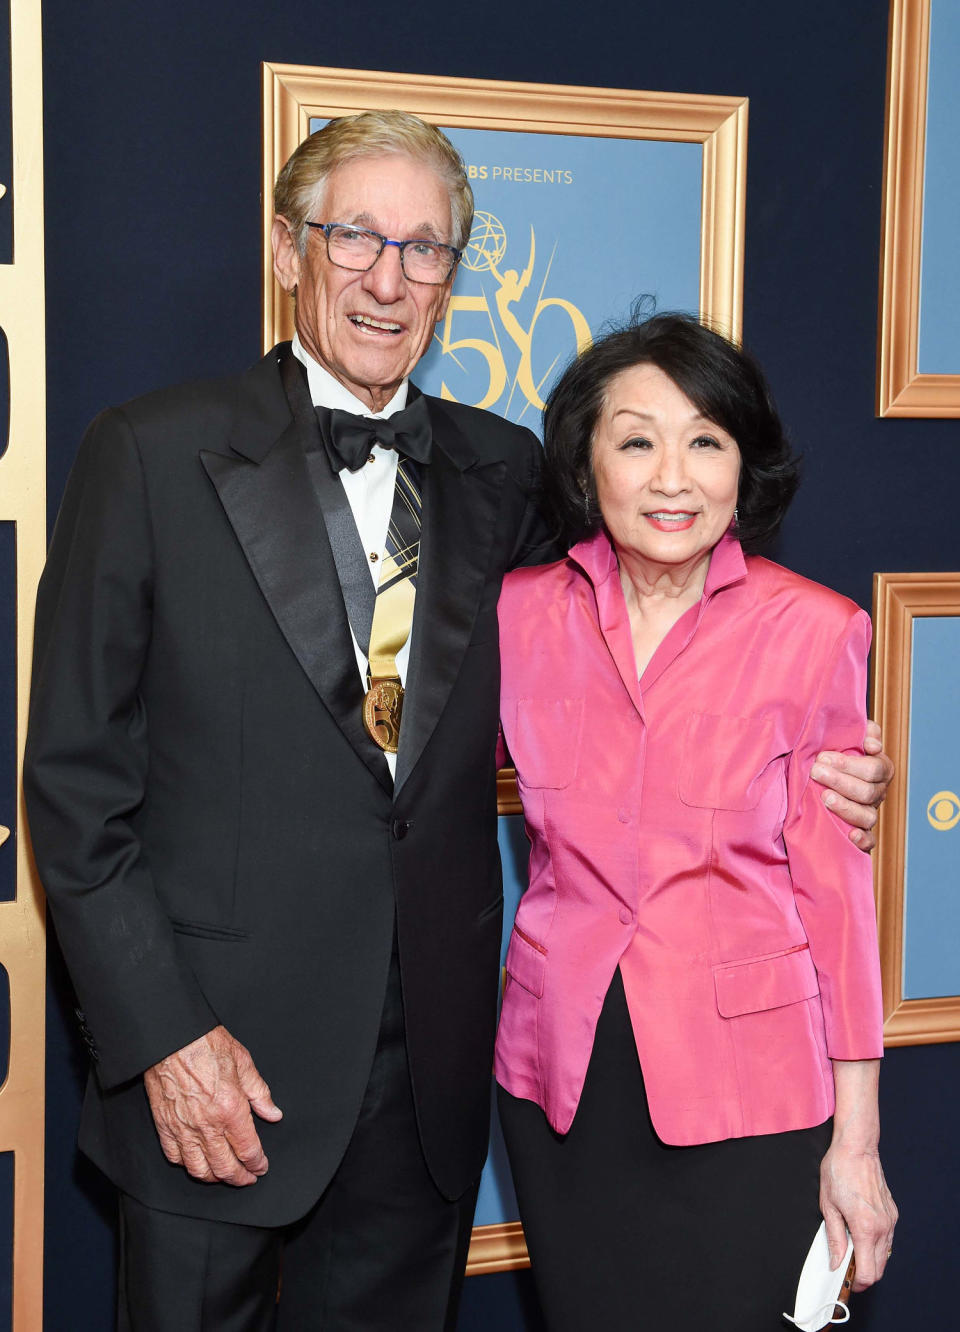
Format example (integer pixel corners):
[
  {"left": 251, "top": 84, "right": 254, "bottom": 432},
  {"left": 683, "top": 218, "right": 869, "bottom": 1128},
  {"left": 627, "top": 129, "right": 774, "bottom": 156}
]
[
  {"left": 584, "top": 491, "right": 591, "bottom": 522},
  {"left": 733, "top": 506, "right": 739, "bottom": 528}
]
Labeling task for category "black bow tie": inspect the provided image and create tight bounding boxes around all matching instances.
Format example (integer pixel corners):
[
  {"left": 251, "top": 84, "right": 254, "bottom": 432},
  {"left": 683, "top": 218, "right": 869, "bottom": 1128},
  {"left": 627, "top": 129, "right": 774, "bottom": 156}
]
[{"left": 317, "top": 394, "right": 433, "bottom": 473}]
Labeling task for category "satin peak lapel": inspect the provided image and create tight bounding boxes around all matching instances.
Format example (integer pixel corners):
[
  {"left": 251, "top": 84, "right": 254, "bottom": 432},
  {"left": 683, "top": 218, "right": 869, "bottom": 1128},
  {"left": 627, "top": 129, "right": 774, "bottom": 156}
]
[
  {"left": 200, "top": 361, "right": 392, "bottom": 793},
  {"left": 394, "top": 399, "right": 505, "bottom": 794}
]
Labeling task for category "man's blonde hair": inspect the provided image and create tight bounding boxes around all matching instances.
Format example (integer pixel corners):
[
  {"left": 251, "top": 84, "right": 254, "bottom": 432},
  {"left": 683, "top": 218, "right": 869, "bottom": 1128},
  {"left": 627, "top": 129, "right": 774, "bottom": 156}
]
[{"left": 274, "top": 110, "right": 474, "bottom": 254}]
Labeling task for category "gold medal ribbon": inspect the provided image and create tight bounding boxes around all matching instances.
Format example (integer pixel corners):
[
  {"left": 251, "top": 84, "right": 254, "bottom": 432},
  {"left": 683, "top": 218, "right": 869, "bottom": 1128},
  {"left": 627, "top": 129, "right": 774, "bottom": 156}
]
[{"left": 363, "top": 456, "right": 422, "bottom": 754}]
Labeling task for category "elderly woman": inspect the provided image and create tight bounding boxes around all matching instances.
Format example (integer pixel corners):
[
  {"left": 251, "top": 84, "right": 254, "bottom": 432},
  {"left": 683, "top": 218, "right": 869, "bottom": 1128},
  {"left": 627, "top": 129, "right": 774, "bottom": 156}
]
[{"left": 495, "top": 314, "right": 897, "bottom": 1330}]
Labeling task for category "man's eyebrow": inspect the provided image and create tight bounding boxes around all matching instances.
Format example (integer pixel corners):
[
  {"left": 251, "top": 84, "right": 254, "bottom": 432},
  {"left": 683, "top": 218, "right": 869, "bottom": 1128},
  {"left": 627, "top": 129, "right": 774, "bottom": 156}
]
[
  {"left": 408, "top": 223, "right": 447, "bottom": 242},
  {"left": 341, "top": 212, "right": 447, "bottom": 242},
  {"left": 342, "top": 212, "right": 380, "bottom": 230}
]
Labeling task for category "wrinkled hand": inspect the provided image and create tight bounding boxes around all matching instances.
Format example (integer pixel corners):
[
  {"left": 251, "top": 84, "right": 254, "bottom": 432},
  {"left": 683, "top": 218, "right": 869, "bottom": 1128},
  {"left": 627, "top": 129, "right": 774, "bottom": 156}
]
[
  {"left": 820, "top": 1142, "right": 898, "bottom": 1291},
  {"left": 143, "top": 1025, "right": 283, "bottom": 1186},
  {"left": 812, "top": 720, "right": 894, "bottom": 851}
]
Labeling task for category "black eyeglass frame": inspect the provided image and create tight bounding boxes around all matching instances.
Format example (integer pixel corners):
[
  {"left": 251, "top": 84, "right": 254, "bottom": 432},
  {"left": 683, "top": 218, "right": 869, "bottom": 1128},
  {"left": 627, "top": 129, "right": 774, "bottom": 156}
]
[{"left": 305, "top": 221, "right": 462, "bottom": 285}]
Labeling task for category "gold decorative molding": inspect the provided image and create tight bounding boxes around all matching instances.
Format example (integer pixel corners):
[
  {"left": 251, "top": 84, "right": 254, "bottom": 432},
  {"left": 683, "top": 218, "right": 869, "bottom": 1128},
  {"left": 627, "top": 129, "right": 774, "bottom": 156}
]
[
  {"left": 699, "top": 96, "right": 747, "bottom": 344},
  {"left": 261, "top": 63, "right": 747, "bottom": 352},
  {"left": 466, "top": 1220, "right": 530, "bottom": 1276},
  {"left": 877, "top": 0, "right": 960, "bottom": 416},
  {"left": 0, "top": 0, "right": 47, "bottom": 1324},
  {"left": 496, "top": 769, "right": 521, "bottom": 817},
  {"left": 872, "top": 573, "right": 960, "bottom": 1045}
]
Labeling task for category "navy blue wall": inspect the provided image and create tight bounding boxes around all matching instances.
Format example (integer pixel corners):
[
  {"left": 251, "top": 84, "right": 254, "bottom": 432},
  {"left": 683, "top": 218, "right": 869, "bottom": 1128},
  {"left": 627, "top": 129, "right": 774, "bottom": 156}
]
[{"left": 41, "top": 1, "right": 958, "bottom": 1326}]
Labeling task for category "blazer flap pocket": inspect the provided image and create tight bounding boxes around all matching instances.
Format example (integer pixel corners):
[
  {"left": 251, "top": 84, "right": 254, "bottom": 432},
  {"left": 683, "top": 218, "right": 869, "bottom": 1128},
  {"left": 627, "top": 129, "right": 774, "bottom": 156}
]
[
  {"left": 679, "top": 712, "right": 781, "bottom": 811},
  {"left": 505, "top": 925, "right": 547, "bottom": 997},
  {"left": 514, "top": 698, "right": 583, "bottom": 790},
  {"left": 714, "top": 944, "right": 818, "bottom": 1017}
]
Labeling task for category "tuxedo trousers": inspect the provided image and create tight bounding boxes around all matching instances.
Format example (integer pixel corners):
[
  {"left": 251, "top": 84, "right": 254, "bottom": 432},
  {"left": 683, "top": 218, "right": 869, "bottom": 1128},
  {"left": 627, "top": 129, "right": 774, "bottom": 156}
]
[
  {"left": 498, "top": 969, "right": 832, "bottom": 1331},
  {"left": 118, "top": 945, "right": 478, "bottom": 1332}
]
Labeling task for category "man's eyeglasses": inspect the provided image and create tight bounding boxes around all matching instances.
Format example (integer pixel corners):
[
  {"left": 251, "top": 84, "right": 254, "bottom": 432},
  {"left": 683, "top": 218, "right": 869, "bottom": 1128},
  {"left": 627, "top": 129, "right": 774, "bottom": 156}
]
[{"left": 305, "top": 222, "right": 461, "bottom": 285}]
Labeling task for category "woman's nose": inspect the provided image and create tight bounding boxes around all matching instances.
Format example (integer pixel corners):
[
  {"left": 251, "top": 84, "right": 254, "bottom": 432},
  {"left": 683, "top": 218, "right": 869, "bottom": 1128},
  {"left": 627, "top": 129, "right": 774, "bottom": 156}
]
[{"left": 652, "top": 448, "right": 690, "bottom": 492}]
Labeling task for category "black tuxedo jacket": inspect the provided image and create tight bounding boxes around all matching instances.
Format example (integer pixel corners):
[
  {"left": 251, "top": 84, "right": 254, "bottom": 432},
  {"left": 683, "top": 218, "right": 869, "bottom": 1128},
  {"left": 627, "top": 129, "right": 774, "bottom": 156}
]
[{"left": 25, "top": 344, "right": 554, "bottom": 1225}]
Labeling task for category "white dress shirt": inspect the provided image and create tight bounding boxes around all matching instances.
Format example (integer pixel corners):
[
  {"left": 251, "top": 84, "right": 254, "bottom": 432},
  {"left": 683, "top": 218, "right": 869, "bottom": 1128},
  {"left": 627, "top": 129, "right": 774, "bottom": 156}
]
[{"left": 292, "top": 334, "right": 414, "bottom": 776}]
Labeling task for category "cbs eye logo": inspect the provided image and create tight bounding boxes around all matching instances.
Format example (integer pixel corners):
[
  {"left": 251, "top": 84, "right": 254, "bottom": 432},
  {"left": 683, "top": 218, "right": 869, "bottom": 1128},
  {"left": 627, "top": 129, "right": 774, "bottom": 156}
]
[{"left": 927, "top": 791, "right": 960, "bottom": 832}]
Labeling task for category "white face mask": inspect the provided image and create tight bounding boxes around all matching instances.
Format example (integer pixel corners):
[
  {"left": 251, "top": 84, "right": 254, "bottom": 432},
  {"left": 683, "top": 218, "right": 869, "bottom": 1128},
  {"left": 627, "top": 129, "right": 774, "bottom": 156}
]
[{"left": 783, "top": 1222, "right": 855, "bottom": 1331}]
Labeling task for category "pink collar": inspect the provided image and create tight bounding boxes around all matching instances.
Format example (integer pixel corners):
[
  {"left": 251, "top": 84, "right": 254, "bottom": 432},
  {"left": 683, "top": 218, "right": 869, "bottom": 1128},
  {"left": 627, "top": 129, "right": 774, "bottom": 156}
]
[{"left": 567, "top": 528, "right": 748, "bottom": 601}]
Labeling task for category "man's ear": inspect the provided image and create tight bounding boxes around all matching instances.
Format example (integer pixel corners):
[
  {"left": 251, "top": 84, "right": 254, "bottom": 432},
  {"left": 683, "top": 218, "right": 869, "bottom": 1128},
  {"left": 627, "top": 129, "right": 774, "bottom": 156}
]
[{"left": 272, "top": 216, "right": 300, "bottom": 294}]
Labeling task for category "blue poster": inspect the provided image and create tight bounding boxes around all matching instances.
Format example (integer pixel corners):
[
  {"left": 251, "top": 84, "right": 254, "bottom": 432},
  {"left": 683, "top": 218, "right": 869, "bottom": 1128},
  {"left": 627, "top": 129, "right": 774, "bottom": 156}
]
[
  {"left": 310, "top": 119, "right": 703, "bottom": 433},
  {"left": 473, "top": 817, "right": 529, "bottom": 1228},
  {"left": 417, "top": 128, "right": 701, "bottom": 429},
  {"left": 903, "top": 616, "right": 960, "bottom": 999}
]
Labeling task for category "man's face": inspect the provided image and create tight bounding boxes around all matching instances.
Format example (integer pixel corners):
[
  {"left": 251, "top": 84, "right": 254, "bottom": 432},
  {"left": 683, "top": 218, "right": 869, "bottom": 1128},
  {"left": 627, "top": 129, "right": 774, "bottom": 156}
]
[{"left": 272, "top": 154, "right": 456, "bottom": 412}]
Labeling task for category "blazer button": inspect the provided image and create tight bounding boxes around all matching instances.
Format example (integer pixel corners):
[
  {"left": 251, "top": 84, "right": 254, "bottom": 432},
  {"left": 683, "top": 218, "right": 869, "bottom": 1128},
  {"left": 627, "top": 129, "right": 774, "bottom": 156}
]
[
  {"left": 392, "top": 818, "right": 411, "bottom": 841},
  {"left": 619, "top": 908, "right": 633, "bottom": 925}
]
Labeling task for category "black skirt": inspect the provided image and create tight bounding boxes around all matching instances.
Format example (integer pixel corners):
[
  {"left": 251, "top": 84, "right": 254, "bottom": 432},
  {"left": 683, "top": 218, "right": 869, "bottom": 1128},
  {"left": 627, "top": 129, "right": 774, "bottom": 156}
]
[{"left": 498, "top": 969, "right": 831, "bottom": 1331}]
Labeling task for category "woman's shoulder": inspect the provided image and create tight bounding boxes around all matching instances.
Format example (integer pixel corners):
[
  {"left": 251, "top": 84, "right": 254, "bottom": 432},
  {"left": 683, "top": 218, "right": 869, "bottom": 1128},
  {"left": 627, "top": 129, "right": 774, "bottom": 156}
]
[
  {"left": 744, "top": 555, "right": 868, "bottom": 635},
  {"left": 501, "top": 555, "right": 580, "bottom": 605}
]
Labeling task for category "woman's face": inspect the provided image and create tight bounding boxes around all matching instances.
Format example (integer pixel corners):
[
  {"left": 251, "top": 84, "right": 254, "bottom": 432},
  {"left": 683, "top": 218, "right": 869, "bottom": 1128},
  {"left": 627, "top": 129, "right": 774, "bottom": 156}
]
[{"left": 591, "top": 362, "right": 741, "bottom": 577}]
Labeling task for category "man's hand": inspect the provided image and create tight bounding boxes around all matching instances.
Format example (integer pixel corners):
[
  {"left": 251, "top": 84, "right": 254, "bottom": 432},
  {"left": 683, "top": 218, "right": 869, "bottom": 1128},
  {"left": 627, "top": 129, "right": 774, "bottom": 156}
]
[
  {"left": 812, "top": 721, "right": 894, "bottom": 852},
  {"left": 143, "top": 1025, "right": 283, "bottom": 1186}
]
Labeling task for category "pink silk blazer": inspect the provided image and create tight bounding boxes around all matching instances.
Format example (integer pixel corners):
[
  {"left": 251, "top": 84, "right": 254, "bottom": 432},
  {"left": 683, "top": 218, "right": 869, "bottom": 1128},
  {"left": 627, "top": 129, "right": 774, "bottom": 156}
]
[{"left": 494, "top": 531, "right": 884, "bottom": 1146}]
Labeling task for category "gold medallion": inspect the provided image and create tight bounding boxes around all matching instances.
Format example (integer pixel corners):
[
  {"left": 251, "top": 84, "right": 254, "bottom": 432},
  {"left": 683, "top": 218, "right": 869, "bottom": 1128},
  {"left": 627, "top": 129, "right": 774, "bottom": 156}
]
[{"left": 363, "top": 677, "right": 404, "bottom": 754}]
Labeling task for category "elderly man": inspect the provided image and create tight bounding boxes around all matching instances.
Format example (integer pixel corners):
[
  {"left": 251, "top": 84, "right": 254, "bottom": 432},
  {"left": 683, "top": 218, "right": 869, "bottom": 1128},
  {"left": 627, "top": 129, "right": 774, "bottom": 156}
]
[{"left": 25, "top": 112, "right": 890, "bottom": 1331}]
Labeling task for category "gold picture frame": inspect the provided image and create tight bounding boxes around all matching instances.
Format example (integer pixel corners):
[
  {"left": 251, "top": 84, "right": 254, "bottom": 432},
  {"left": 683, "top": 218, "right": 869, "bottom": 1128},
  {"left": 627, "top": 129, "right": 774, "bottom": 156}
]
[
  {"left": 872, "top": 572, "right": 960, "bottom": 1045},
  {"left": 877, "top": 0, "right": 960, "bottom": 416},
  {"left": 260, "top": 65, "right": 747, "bottom": 1271},
  {"left": 261, "top": 63, "right": 747, "bottom": 354},
  {"left": 465, "top": 1219, "right": 530, "bottom": 1276}
]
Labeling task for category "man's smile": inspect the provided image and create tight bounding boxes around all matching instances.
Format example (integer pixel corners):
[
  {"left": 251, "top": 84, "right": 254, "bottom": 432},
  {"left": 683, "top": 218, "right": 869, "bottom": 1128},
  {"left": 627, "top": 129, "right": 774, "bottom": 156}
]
[{"left": 349, "top": 313, "right": 404, "bottom": 334}]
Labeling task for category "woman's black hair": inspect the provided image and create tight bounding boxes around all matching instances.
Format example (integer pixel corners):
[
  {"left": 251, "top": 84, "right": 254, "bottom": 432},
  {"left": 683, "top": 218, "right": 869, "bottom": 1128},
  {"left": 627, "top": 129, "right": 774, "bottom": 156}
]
[{"left": 541, "top": 308, "right": 800, "bottom": 552}]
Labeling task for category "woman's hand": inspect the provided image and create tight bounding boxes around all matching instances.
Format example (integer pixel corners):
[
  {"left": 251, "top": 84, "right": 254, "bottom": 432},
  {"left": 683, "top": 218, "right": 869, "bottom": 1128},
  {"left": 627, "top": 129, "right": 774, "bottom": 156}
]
[{"left": 820, "top": 1060, "right": 898, "bottom": 1290}]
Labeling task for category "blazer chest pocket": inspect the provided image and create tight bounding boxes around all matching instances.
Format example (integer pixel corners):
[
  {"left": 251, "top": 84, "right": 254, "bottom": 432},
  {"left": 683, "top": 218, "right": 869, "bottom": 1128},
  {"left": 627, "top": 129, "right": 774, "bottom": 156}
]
[
  {"left": 512, "top": 698, "right": 584, "bottom": 790},
  {"left": 678, "top": 712, "right": 783, "bottom": 812}
]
